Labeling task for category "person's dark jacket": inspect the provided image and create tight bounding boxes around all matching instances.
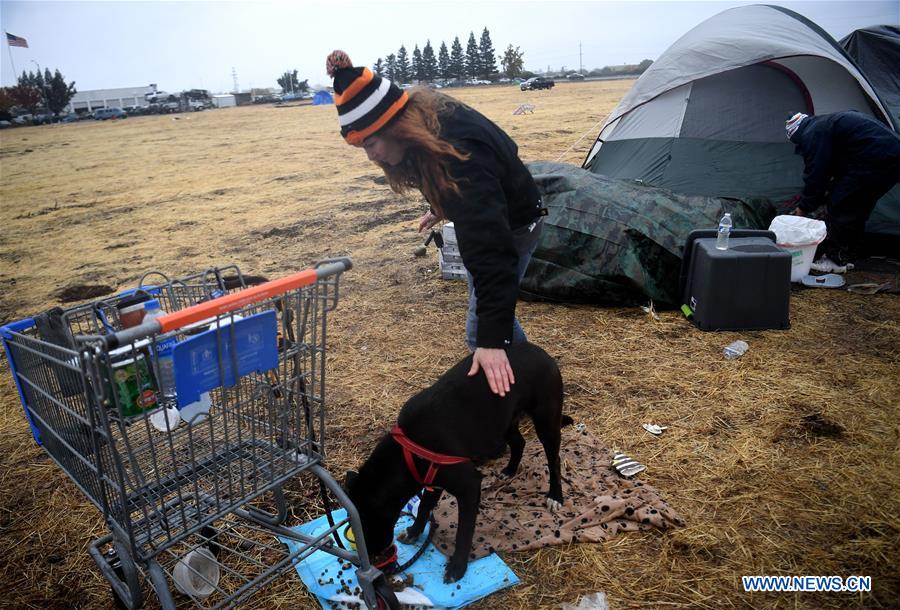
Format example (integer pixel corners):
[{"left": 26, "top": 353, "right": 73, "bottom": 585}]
[
  {"left": 791, "top": 110, "right": 900, "bottom": 213},
  {"left": 433, "top": 103, "right": 544, "bottom": 349}
]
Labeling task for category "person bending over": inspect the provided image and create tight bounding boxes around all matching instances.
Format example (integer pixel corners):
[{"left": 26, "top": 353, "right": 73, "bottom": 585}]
[
  {"left": 785, "top": 110, "right": 900, "bottom": 267},
  {"left": 326, "top": 50, "right": 546, "bottom": 397}
]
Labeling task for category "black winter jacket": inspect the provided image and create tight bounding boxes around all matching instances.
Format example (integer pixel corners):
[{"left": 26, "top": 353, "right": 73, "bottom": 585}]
[
  {"left": 791, "top": 111, "right": 900, "bottom": 212},
  {"left": 432, "top": 103, "right": 544, "bottom": 348}
]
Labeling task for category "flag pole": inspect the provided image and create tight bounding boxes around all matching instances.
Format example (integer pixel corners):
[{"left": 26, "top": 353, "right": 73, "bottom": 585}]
[{"left": 5, "top": 32, "right": 19, "bottom": 85}]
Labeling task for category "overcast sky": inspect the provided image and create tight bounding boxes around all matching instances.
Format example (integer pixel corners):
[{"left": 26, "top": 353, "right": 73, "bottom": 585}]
[{"left": 1, "top": 1, "right": 897, "bottom": 94}]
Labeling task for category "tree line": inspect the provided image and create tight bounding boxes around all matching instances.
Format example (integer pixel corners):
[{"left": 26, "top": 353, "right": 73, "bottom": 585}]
[
  {"left": 0, "top": 69, "right": 77, "bottom": 120},
  {"left": 372, "top": 28, "right": 525, "bottom": 84}
]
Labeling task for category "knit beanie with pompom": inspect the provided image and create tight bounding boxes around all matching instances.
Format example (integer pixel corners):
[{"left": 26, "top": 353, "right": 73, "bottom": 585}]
[
  {"left": 326, "top": 50, "right": 408, "bottom": 146},
  {"left": 785, "top": 112, "right": 808, "bottom": 140}
]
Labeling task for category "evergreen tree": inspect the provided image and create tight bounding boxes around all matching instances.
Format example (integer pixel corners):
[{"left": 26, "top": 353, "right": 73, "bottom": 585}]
[
  {"left": 43, "top": 68, "right": 77, "bottom": 115},
  {"left": 465, "top": 31, "right": 480, "bottom": 79},
  {"left": 396, "top": 45, "right": 410, "bottom": 83},
  {"left": 450, "top": 36, "right": 465, "bottom": 81},
  {"left": 385, "top": 54, "right": 397, "bottom": 82},
  {"left": 438, "top": 41, "right": 451, "bottom": 80},
  {"left": 500, "top": 44, "right": 525, "bottom": 78},
  {"left": 373, "top": 58, "right": 384, "bottom": 75},
  {"left": 421, "top": 40, "right": 438, "bottom": 82},
  {"left": 412, "top": 45, "right": 423, "bottom": 82},
  {"left": 18, "top": 69, "right": 40, "bottom": 90},
  {"left": 478, "top": 28, "right": 497, "bottom": 79},
  {"left": 19, "top": 68, "right": 75, "bottom": 114},
  {"left": 18, "top": 70, "right": 46, "bottom": 108},
  {"left": 277, "top": 70, "right": 303, "bottom": 94}
]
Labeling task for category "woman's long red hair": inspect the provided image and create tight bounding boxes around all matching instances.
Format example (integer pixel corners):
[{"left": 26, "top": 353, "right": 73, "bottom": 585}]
[{"left": 376, "top": 88, "right": 469, "bottom": 218}]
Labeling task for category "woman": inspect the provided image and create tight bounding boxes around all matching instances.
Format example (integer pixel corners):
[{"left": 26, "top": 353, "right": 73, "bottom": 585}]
[{"left": 327, "top": 50, "right": 546, "bottom": 397}]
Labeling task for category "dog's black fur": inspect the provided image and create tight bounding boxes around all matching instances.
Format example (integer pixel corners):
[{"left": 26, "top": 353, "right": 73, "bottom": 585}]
[{"left": 345, "top": 342, "right": 567, "bottom": 582}]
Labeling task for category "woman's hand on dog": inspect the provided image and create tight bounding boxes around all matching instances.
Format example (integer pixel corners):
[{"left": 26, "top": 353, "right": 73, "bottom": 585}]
[{"left": 469, "top": 347, "right": 515, "bottom": 397}]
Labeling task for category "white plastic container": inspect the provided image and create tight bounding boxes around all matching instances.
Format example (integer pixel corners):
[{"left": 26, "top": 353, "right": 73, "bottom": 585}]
[
  {"left": 768, "top": 215, "right": 827, "bottom": 282},
  {"left": 149, "top": 405, "right": 181, "bottom": 431},
  {"left": 438, "top": 250, "right": 467, "bottom": 280},
  {"left": 442, "top": 222, "right": 458, "bottom": 245},
  {"left": 173, "top": 547, "right": 220, "bottom": 598},
  {"left": 179, "top": 392, "right": 212, "bottom": 425}
]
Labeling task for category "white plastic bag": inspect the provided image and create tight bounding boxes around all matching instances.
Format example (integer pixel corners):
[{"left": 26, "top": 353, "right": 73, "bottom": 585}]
[
  {"left": 769, "top": 215, "right": 829, "bottom": 281},
  {"left": 561, "top": 592, "right": 610, "bottom": 610},
  {"left": 768, "top": 215, "right": 827, "bottom": 246}
]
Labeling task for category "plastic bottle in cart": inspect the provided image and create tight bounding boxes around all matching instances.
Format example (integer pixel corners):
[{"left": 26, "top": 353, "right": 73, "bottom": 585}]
[
  {"left": 143, "top": 300, "right": 177, "bottom": 401},
  {"left": 716, "top": 213, "right": 733, "bottom": 250}
]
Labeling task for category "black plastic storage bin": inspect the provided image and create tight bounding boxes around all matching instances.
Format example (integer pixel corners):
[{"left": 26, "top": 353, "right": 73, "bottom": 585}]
[{"left": 680, "top": 229, "right": 791, "bottom": 331}]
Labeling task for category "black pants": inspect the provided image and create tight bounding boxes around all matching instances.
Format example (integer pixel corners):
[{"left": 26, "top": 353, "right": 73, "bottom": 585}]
[{"left": 820, "top": 176, "right": 899, "bottom": 260}]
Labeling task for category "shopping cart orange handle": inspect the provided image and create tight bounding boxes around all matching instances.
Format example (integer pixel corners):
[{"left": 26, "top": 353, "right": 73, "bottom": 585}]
[
  {"left": 103, "top": 259, "right": 351, "bottom": 349},
  {"left": 157, "top": 269, "right": 317, "bottom": 333}
]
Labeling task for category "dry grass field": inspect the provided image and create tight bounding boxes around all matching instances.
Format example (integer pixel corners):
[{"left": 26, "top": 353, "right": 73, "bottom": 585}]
[{"left": 1, "top": 80, "right": 898, "bottom": 609}]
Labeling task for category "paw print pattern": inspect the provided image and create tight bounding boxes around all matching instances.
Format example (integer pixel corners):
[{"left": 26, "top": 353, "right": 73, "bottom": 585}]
[{"left": 428, "top": 427, "right": 685, "bottom": 558}]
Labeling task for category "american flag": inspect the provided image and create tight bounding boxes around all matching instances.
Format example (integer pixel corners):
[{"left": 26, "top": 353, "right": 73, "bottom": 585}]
[{"left": 6, "top": 33, "right": 28, "bottom": 48}]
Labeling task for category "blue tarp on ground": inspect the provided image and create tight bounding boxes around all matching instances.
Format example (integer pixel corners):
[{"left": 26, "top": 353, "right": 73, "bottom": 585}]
[{"left": 281, "top": 507, "right": 519, "bottom": 609}]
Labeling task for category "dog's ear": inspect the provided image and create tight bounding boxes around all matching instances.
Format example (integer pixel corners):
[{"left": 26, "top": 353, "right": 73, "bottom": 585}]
[{"left": 344, "top": 470, "right": 358, "bottom": 490}]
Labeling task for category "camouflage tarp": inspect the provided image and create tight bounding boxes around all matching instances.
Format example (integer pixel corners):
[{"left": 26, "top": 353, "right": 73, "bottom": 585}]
[{"left": 521, "top": 161, "right": 777, "bottom": 306}]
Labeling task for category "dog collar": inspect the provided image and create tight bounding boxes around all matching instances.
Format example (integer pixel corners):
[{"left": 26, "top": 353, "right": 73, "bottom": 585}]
[
  {"left": 390, "top": 425, "right": 469, "bottom": 488},
  {"left": 372, "top": 543, "right": 398, "bottom": 571}
]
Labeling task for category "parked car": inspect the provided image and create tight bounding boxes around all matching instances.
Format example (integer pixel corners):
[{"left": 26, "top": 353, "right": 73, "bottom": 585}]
[
  {"left": 521, "top": 77, "right": 555, "bottom": 91},
  {"left": 93, "top": 107, "right": 127, "bottom": 120}
]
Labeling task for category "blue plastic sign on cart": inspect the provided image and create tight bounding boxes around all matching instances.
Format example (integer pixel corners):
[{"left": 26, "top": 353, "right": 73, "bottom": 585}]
[
  {"left": 171, "top": 310, "right": 278, "bottom": 407},
  {"left": 281, "top": 508, "right": 519, "bottom": 609}
]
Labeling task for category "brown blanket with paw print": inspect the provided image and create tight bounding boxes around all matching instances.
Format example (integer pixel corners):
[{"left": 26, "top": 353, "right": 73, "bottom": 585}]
[{"left": 429, "top": 426, "right": 684, "bottom": 558}]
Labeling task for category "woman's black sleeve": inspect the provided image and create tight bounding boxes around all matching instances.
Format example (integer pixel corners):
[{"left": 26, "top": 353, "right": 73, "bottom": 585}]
[{"left": 443, "top": 141, "right": 519, "bottom": 348}]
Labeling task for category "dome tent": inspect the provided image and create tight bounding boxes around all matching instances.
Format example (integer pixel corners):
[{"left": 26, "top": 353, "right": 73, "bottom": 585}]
[
  {"left": 840, "top": 25, "right": 900, "bottom": 128},
  {"left": 583, "top": 4, "right": 899, "bottom": 239},
  {"left": 313, "top": 90, "right": 333, "bottom": 105}
]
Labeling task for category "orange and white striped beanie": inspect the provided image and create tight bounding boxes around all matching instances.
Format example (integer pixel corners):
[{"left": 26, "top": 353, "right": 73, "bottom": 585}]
[{"left": 326, "top": 50, "right": 409, "bottom": 146}]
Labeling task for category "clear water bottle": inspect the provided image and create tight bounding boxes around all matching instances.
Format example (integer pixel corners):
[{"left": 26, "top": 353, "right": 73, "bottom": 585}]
[
  {"left": 716, "top": 212, "right": 733, "bottom": 250},
  {"left": 143, "top": 300, "right": 177, "bottom": 401}
]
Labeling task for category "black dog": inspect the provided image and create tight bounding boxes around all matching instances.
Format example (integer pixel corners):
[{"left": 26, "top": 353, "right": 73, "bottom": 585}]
[{"left": 345, "top": 342, "right": 568, "bottom": 582}]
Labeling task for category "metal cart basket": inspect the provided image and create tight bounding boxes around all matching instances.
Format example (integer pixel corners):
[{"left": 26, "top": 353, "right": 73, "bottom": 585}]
[{"left": 1, "top": 260, "right": 398, "bottom": 609}]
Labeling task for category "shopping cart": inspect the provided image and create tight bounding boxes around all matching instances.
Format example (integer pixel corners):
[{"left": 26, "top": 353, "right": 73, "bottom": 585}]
[{"left": 1, "top": 259, "right": 399, "bottom": 609}]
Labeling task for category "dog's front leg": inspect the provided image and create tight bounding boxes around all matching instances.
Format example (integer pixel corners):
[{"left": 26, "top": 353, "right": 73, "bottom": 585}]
[
  {"left": 398, "top": 487, "right": 441, "bottom": 544},
  {"left": 444, "top": 464, "right": 483, "bottom": 583}
]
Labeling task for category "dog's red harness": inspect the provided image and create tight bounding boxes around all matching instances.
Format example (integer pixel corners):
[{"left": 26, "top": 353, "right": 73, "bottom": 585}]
[{"left": 390, "top": 426, "right": 469, "bottom": 489}]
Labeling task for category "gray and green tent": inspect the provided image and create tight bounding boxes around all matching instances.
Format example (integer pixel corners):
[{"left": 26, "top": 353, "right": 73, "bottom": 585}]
[
  {"left": 583, "top": 4, "right": 899, "bottom": 239},
  {"left": 840, "top": 25, "right": 900, "bottom": 129},
  {"left": 521, "top": 5, "right": 898, "bottom": 307}
]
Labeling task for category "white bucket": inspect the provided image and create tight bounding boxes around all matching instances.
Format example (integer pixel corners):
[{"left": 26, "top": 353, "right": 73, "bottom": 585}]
[
  {"left": 782, "top": 242, "right": 820, "bottom": 282},
  {"left": 768, "top": 216, "right": 827, "bottom": 282}
]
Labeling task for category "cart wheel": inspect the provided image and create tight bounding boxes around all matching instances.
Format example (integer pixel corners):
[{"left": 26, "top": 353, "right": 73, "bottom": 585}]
[
  {"left": 109, "top": 540, "right": 143, "bottom": 609},
  {"left": 374, "top": 576, "right": 400, "bottom": 610}
]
